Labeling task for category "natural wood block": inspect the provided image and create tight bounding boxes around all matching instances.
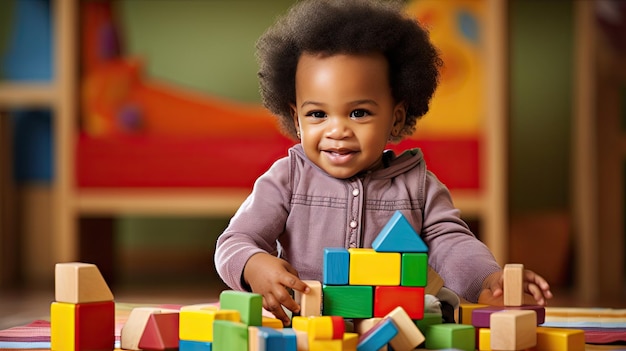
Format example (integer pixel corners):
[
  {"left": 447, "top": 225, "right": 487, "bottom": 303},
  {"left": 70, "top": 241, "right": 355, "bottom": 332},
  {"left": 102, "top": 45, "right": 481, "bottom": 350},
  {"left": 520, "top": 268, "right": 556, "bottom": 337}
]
[
  {"left": 386, "top": 306, "right": 425, "bottom": 351},
  {"left": 322, "top": 285, "right": 373, "bottom": 318},
  {"left": 374, "top": 286, "right": 424, "bottom": 319},
  {"left": 425, "top": 266, "right": 445, "bottom": 296},
  {"left": 295, "top": 280, "right": 322, "bottom": 317},
  {"left": 55, "top": 262, "right": 114, "bottom": 303},
  {"left": 490, "top": 309, "right": 537, "bottom": 350},
  {"left": 51, "top": 301, "right": 115, "bottom": 351},
  {"left": 504, "top": 263, "right": 524, "bottom": 306},
  {"left": 348, "top": 248, "right": 400, "bottom": 286},
  {"left": 219, "top": 290, "right": 263, "bottom": 327}
]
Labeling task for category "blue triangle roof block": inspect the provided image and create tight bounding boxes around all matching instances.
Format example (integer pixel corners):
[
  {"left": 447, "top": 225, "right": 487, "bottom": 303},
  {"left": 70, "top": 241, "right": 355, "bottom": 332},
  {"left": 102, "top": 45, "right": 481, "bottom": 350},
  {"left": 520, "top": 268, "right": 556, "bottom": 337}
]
[{"left": 372, "top": 211, "right": 428, "bottom": 253}]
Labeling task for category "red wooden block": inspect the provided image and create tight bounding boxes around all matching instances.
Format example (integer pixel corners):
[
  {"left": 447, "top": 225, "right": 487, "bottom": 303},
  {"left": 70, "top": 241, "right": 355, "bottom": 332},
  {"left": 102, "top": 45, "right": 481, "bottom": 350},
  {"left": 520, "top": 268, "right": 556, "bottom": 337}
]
[
  {"left": 76, "top": 301, "right": 115, "bottom": 351},
  {"left": 374, "top": 286, "right": 424, "bottom": 319},
  {"left": 330, "top": 316, "right": 345, "bottom": 340},
  {"left": 138, "top": 312, "right": 180, "bottom": 350}
]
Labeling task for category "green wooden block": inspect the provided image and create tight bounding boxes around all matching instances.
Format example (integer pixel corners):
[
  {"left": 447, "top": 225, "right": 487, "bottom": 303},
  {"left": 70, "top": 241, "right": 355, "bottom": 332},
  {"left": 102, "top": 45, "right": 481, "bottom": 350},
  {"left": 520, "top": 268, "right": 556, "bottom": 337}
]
[
  {"left": 322, "top": 285, "right": 373, "bottom": 318},
  {"left": 401, "top": 252, "right": 428, "bottom": 286},
  {"left": 425, "top": 323, "right": 475, "bottom": 351},
  {"left": 212, "top": 320, "right": 248, "bottom": 351},
  {"left": 219, "top": 290, "right": 263, "bottom": 326},
  {"left": 415, "top": 312, "right": 442, "bottom": 334}
]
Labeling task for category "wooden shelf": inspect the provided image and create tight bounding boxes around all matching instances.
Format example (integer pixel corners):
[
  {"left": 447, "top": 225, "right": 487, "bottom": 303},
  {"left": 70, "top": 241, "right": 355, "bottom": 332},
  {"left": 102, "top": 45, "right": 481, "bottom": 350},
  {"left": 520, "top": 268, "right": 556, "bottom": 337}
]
[
  {"left": 0, "top": 82, "right": 57, "bottom": 108},
  {"left": 76, "top": 188, "right": 251, "bottom": 216}
]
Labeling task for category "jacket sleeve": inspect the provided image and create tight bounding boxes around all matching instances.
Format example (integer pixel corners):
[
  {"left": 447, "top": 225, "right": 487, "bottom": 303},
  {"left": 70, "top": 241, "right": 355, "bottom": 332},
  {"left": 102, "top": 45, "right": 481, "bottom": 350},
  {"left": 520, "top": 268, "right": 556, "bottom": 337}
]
[
  {"left": 420, "top": 171, "right": 502, "bottom": 303},
  {"left": 214, "top": 157, "right": 292, "bottom": 291}
]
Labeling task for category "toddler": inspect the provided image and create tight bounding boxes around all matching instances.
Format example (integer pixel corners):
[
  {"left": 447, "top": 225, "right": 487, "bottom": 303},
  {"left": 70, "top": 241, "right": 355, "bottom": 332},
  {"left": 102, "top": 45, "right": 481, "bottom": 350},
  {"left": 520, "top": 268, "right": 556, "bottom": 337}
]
[{"left": 214, "top": 0, "right": 552, "bottom": 326}]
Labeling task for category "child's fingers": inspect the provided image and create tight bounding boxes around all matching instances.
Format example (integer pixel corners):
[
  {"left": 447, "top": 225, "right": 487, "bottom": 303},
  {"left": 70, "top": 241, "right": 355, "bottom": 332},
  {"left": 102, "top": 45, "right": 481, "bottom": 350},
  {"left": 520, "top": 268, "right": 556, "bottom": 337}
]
[{"left": 263, "top": 294, "right": 292, "bottom": 326}]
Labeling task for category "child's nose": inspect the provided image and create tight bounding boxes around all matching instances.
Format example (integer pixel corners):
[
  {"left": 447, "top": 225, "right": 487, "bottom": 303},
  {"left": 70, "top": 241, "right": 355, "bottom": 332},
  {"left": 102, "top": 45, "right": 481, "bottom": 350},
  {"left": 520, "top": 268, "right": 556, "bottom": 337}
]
[{"left": 325, "top": 116, "right": 352, "bottom": 139}]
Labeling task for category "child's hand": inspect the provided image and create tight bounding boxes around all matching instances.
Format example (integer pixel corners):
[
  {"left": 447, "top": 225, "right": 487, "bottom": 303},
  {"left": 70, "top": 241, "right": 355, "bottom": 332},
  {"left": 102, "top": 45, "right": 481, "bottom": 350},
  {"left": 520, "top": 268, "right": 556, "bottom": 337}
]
[
  {"left": 243, "top": 253, "right": 310, "bottom": 326},
  {"left": 479, "top": 269, "right": 553, "bottom": 306}
]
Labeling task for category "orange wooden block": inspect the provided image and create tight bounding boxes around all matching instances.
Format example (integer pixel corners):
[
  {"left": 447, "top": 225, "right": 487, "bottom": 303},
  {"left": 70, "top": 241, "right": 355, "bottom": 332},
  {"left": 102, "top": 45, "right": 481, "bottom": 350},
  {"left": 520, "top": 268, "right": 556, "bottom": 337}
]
[{"left": 374, "top": 286, "right": 424, "bottom": 319}]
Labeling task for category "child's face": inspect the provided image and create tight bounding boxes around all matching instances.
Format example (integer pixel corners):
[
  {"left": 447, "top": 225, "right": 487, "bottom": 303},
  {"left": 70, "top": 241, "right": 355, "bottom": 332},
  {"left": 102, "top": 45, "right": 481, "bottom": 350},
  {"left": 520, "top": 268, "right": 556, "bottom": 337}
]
[{"left": 291, "top": 53, "right": 406, "bottom": 179}]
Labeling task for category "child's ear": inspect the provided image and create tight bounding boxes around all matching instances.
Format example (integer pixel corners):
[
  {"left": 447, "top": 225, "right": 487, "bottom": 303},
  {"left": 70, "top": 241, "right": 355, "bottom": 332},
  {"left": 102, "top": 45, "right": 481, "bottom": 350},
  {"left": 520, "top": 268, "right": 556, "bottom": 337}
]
[
  {"left": 391, "top": 102, "right": 407, "bottom": 136},
  {"left": 290, "top": 104, "right": 301, "bottom": 137}
]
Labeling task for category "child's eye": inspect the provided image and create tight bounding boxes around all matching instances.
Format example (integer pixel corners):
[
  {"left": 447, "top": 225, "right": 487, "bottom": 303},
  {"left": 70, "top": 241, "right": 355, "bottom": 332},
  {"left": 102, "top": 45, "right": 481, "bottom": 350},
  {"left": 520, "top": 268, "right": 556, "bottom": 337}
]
[
  {"left": 350, "top": 109, "right": 370, "bottom": 118},
  {"left": 306, "top": 111, "right": 327, "bottom": 118}
]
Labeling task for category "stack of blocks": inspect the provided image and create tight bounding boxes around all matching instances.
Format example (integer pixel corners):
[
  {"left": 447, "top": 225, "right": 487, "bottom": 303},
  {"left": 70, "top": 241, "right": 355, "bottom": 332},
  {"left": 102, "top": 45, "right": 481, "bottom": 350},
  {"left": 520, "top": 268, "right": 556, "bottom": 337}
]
[
  {"left": 51, "top": 262, "right": 115, "bottom": 351},
  {"left": 458, "top": 263, "right": 586, "bottom": 351}
]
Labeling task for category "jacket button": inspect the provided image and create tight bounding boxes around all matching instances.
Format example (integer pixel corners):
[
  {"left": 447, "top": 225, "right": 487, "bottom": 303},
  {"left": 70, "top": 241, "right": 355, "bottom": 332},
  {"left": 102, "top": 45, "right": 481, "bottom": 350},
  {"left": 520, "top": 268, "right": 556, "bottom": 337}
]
[
  {"left": 349, "top": 220, "right": 358, "bottom": 228},
  {"left": 352, "top": 189, "right": 360, "bottom": 196}
]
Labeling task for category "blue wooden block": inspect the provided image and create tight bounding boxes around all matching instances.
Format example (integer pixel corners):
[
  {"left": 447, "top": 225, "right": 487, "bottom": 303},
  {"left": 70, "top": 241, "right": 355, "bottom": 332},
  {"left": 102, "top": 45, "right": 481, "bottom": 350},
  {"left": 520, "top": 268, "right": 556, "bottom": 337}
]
[
  {"left": 180, "top": 339, "right": 213, "bottom": 351},
  {"left": 257, "top": 326, "right": 283, "bottom": 350},
  {"left": 279, "top": 328, "right": 297, "bottom": 351},
  {"left": 357, "top": 318, "right": 398, "bottom": 351},
  {"left": 372, "top": 211, "right": 428, "bottom": 253},
  {"left": 323, "top": 248, "right": 350, "bottom": 285}
]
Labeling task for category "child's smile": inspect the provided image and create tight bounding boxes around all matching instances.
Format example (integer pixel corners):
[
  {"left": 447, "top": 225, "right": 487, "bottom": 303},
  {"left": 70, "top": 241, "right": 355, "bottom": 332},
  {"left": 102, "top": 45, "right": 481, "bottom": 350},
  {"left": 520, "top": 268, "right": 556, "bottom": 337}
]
[{"left": 291, "top": 52, "right": 406, "bottom": 179}]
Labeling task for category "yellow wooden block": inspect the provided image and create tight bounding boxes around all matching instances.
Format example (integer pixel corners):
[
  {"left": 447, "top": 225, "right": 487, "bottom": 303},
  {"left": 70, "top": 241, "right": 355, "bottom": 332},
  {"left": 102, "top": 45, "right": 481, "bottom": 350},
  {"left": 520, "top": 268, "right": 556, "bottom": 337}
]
[
  {"left": 342, "top": 332, "right": 359, "bottom": 350},
  {"left": 459, "top": 303, "right": 489, "bottom": 325},
  {"left": 348, "top": 248, "right": 400, "bottom": 286},
  {"left": 536, "top": 327, "right": 586, "bottom": 351},
  {"left": 55, "top": 262, "right": 114, "bottom": 303},
  {"left": 292, "top": 316, "right": 313, "bottom": 333},
  {"left": 261, "top": 316, "right": 284, "bottom": 329},
  {"left": 478, "top": 328, "right": 491, "bottom": 351},
  {"left": 491, "top": 310, "right": 537, "bottom": 350},
  {"left": 51, "top": 302, "right": 75, "bottom": 351},
  {"left": 179, "top": 308, "right": 240, "bottom": 342},
  {"left": 309, "top": 338, "right": 343, "bottom": 351},
  {"left": 504, "top": 263, "right": 524, "bottom": 306}
]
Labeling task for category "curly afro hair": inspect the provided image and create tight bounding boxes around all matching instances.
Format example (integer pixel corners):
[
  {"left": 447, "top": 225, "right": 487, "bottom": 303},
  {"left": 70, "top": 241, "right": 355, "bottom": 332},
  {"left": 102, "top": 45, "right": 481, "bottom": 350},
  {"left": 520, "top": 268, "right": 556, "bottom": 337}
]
[{"left": 256, "top": 0, "right": 443, "bottom": 142}]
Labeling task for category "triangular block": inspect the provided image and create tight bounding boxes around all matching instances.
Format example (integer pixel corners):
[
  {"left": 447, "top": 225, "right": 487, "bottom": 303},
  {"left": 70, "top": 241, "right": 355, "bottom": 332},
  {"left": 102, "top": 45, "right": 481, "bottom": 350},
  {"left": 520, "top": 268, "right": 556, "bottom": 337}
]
[
  {"left": 121, "top": 307, "right": 163, "bottom": 350},
  {"left": 138, "top": 311, "right": 180, "bottom": 350},
  {"left": 372, "top": 211, "right": 428, "bottom": 253}
]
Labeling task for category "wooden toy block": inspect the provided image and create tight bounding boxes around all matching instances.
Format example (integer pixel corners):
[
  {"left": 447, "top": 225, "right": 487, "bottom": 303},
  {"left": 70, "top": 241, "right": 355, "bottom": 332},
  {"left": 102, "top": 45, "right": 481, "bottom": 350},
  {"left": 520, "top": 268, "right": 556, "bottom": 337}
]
[
  {"left": 357, "top": 317, "right": 398, "bottom": 351},
  {"left": 308, "top": 338, "right": 343, "bottom": 351},
  {"left": 121, "top": 307, "right": 166, "bottom": 350},
  {"left": 138, "top": 311, "right": 180, "bottom": 350},
  {"left": 535, "top": 327, "right": 585, "bottom": 351},
  {"left": 279, "top": 328, "right": 298, "bottom": 351},
  {"left": 294, "top": 280, "right": 322, "bottom": 317},
  {"left": 385, "top": 306, "right": 425, "bottom": 351},
  {"left": 323, "top": 248, "right": 350, "bottom": 285},
  {"left": 249, "top": 326, "right": 283, "bottom": 351},
  {"left": 348, "top": 248, "right": 400, "bottom": 286},
  {"left": 354, "top": 318, "right": 383, "bottom": 335},
  {"left": 51, "top": 300, "right": 115, "bottom": 351},
  {"left": 55, "top": 262, "right": 114, "bottom": 304},
  {"left": 415, "top": 312, "right": 443, "bottom": 334},
  {"left": 342, "top": 332, "right": 359, "bottom": 351},
  {"left": 294, "top": 329, "right": 309, "bottom": 351},
  {"left": 425, "top": 266, "right": 445, "bottom": 296},
  {"left": 490, "top": 310, "right": 537, "bottom": 351},
  {"left": 212, "top": 320, "right": 248, "bottom": 351},
  {"left": 322, "top": 285, "right": 373, "bottom": 318},
  {"left": 504, "top": 263, "right": 524, "bottom": 306},
  {"left": 424, "top": 323, "right": 475, "bottom": 351},
  {"left": 478, "top": 328, "right": 490, "bottom": 351},
  {"left": 179, "top": 339, "right": 213, "bottom": 351},
  {"left": 458, "top": 303, "right": 488, "bottom": 325},
  {"left": 374, "top": 286, "right": 424, "bottom": 319},
  {"left": 261, "top": 316, "right": 283, "bottom": 329},
  {"left": 400, "top": 252, "right": 428, "bottom": 287},
  {"left": 179, "top": 308, "right": 240, "bottom": 342},
  {"left": 219, "top": 290, "right": 263, "bottom": 326},
  {"left": 371, "top": 210, "right": 428, "bottom": 253},
  {"left": 471, "top": 305, "right": 545, "bottom": 328}
]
